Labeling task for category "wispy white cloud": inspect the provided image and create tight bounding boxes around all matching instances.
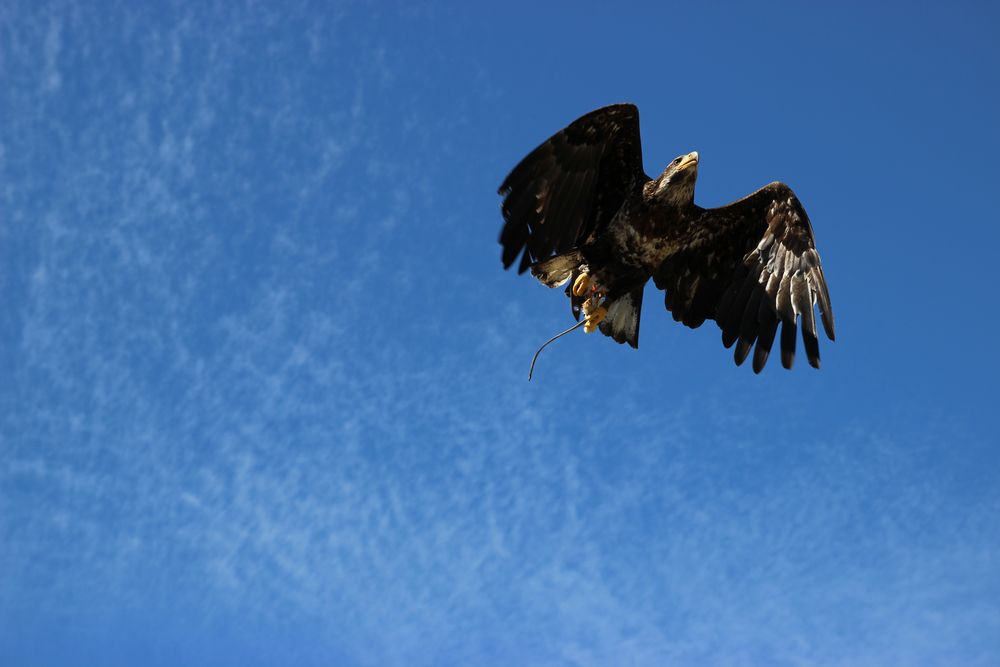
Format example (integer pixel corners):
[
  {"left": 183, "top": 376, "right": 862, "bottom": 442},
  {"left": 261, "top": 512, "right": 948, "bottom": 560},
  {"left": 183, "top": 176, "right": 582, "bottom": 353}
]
[{"left": 1, "top": 2, "right": 998, "bottom": 667}]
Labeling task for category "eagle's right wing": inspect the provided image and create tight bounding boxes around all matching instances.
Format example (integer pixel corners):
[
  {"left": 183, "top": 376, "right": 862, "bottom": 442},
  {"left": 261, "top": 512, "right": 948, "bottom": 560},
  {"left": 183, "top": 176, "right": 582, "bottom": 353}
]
[{"left": 498, "top": 104, "right": 648, "bottom": 273}]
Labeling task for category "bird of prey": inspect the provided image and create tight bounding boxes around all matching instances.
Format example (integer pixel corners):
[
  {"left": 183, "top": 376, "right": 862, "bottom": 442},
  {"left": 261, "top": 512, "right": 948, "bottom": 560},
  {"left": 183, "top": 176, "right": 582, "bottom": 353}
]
[{"left": 498, "top": 103, "right": 835, "bottom": 373}]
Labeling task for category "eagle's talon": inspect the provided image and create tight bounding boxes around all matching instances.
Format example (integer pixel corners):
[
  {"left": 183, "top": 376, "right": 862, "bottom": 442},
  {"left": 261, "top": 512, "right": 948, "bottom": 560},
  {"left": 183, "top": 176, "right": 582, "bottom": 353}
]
[
  {"left": 572, "top": 273, "right": 591, "bottom": 297},
  {"left": 583, "top": 306, "right": 607, "bottom": 333}
]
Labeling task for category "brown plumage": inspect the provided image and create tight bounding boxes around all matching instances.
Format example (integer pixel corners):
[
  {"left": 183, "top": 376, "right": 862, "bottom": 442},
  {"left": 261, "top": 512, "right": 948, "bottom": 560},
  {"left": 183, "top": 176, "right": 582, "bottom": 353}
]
[{"left": 498, "top": 103, "right": 835, "bottom": 372}]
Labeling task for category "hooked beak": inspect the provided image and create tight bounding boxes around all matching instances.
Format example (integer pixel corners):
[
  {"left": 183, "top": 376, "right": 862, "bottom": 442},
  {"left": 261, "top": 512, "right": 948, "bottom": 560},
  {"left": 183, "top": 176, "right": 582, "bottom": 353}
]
[{"left": 676, "top": 151, "right": 699, "bottom": 172}]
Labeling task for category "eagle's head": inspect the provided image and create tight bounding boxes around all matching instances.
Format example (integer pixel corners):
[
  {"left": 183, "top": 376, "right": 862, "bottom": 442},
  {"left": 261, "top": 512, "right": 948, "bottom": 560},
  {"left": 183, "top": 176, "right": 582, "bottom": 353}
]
[{"left": 653, "top": 151, "right": 698, "bottom": 206}]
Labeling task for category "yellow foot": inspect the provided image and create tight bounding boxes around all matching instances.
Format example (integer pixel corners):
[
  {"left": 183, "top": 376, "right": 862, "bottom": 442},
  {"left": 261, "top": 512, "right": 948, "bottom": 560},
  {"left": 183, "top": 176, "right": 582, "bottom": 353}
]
[
  {"left": 583, "top": 306, "right": 607, "bottom": 333},
  {"left": 572, "top": 273, "right": 591, "bottom": 297}
]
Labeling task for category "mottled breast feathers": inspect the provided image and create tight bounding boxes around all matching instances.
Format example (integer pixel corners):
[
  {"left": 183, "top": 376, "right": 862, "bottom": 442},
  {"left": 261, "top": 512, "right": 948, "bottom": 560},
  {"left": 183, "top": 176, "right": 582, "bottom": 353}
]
[
  {"left": 653, "top": 183, "right": 836, "bottom": 371},
  {"left": 498, "top": 104, "right": 648, "bottom": 273}
]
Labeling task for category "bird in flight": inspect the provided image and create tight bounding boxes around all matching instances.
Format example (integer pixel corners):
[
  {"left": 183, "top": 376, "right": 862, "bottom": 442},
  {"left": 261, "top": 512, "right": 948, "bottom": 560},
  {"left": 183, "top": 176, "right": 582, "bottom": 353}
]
[{"left": 498, "top": 103, "right": 835, "bottom": 376}]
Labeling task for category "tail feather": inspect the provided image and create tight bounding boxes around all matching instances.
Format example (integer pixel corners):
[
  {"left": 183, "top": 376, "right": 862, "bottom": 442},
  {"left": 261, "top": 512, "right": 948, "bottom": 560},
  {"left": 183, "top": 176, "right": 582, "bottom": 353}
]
[{"left": 598, "top": 286, "right": 644, "bottom": 348}]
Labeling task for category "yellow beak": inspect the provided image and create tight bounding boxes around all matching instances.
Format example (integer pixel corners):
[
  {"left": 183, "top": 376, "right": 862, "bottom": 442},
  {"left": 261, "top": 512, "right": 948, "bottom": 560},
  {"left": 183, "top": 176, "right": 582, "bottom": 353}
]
[{"left": 676, "top": 151, "right": 699, "bottom": 172}]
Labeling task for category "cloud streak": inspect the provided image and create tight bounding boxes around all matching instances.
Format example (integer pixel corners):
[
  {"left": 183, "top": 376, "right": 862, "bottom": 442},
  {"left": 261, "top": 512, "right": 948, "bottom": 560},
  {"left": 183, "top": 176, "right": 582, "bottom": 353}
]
[{"left": 2, "top": 2, "right": 998, "bottom": 666}]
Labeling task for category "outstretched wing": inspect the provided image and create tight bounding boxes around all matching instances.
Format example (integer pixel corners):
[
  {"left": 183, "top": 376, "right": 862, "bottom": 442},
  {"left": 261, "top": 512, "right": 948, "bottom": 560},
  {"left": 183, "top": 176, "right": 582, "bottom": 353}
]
[
  {"left": 653, "top": 182, "right": 835, "bottom": 372},
  {"left": 498, "top": 104, "right": 648, "bottom": 273}
]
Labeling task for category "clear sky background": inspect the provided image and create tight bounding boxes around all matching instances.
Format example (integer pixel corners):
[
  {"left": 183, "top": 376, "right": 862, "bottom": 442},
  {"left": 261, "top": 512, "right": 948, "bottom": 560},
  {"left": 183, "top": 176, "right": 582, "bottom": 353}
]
[{"left": 2, "top": 1, "right": 999, "bottom": 665}]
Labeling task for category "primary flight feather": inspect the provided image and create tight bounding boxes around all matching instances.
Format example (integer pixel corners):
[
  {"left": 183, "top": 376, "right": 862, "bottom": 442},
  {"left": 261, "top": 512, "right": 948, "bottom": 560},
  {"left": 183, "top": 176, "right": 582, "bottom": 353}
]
[{"left": 498, "top": 103, "right": 835, "bottom": 373}]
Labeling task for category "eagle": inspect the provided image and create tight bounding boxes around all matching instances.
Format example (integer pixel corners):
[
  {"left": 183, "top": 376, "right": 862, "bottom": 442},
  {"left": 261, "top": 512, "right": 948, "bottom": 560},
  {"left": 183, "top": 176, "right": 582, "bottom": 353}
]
[{"left": 498, "top": 103, "right": 835, "bottom": 374}]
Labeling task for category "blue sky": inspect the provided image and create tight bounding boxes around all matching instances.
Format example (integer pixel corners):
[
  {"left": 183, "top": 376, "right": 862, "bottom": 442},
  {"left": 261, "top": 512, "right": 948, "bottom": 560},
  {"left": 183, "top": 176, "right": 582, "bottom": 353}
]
[{"left": 2, "top": 1, "right": 999, "bottom": 665}]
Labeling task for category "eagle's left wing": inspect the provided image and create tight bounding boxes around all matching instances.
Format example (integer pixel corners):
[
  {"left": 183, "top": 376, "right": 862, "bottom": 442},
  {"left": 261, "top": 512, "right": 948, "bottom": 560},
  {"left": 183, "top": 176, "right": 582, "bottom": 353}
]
[{"left": 653, "top": 182, "right": 835, "bottom": 372}]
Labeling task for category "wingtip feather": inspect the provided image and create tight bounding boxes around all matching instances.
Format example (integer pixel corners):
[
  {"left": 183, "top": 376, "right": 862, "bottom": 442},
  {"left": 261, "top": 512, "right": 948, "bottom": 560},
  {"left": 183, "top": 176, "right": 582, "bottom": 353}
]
[
  {"left": 734, "top": 339, "right": 753, "bottom": 366},
  {"left": 752, "top": 348, "right": 769, "bottom": 374},
  {"left": 780, "top": 320, "right": 796, "bottom": 369}
]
